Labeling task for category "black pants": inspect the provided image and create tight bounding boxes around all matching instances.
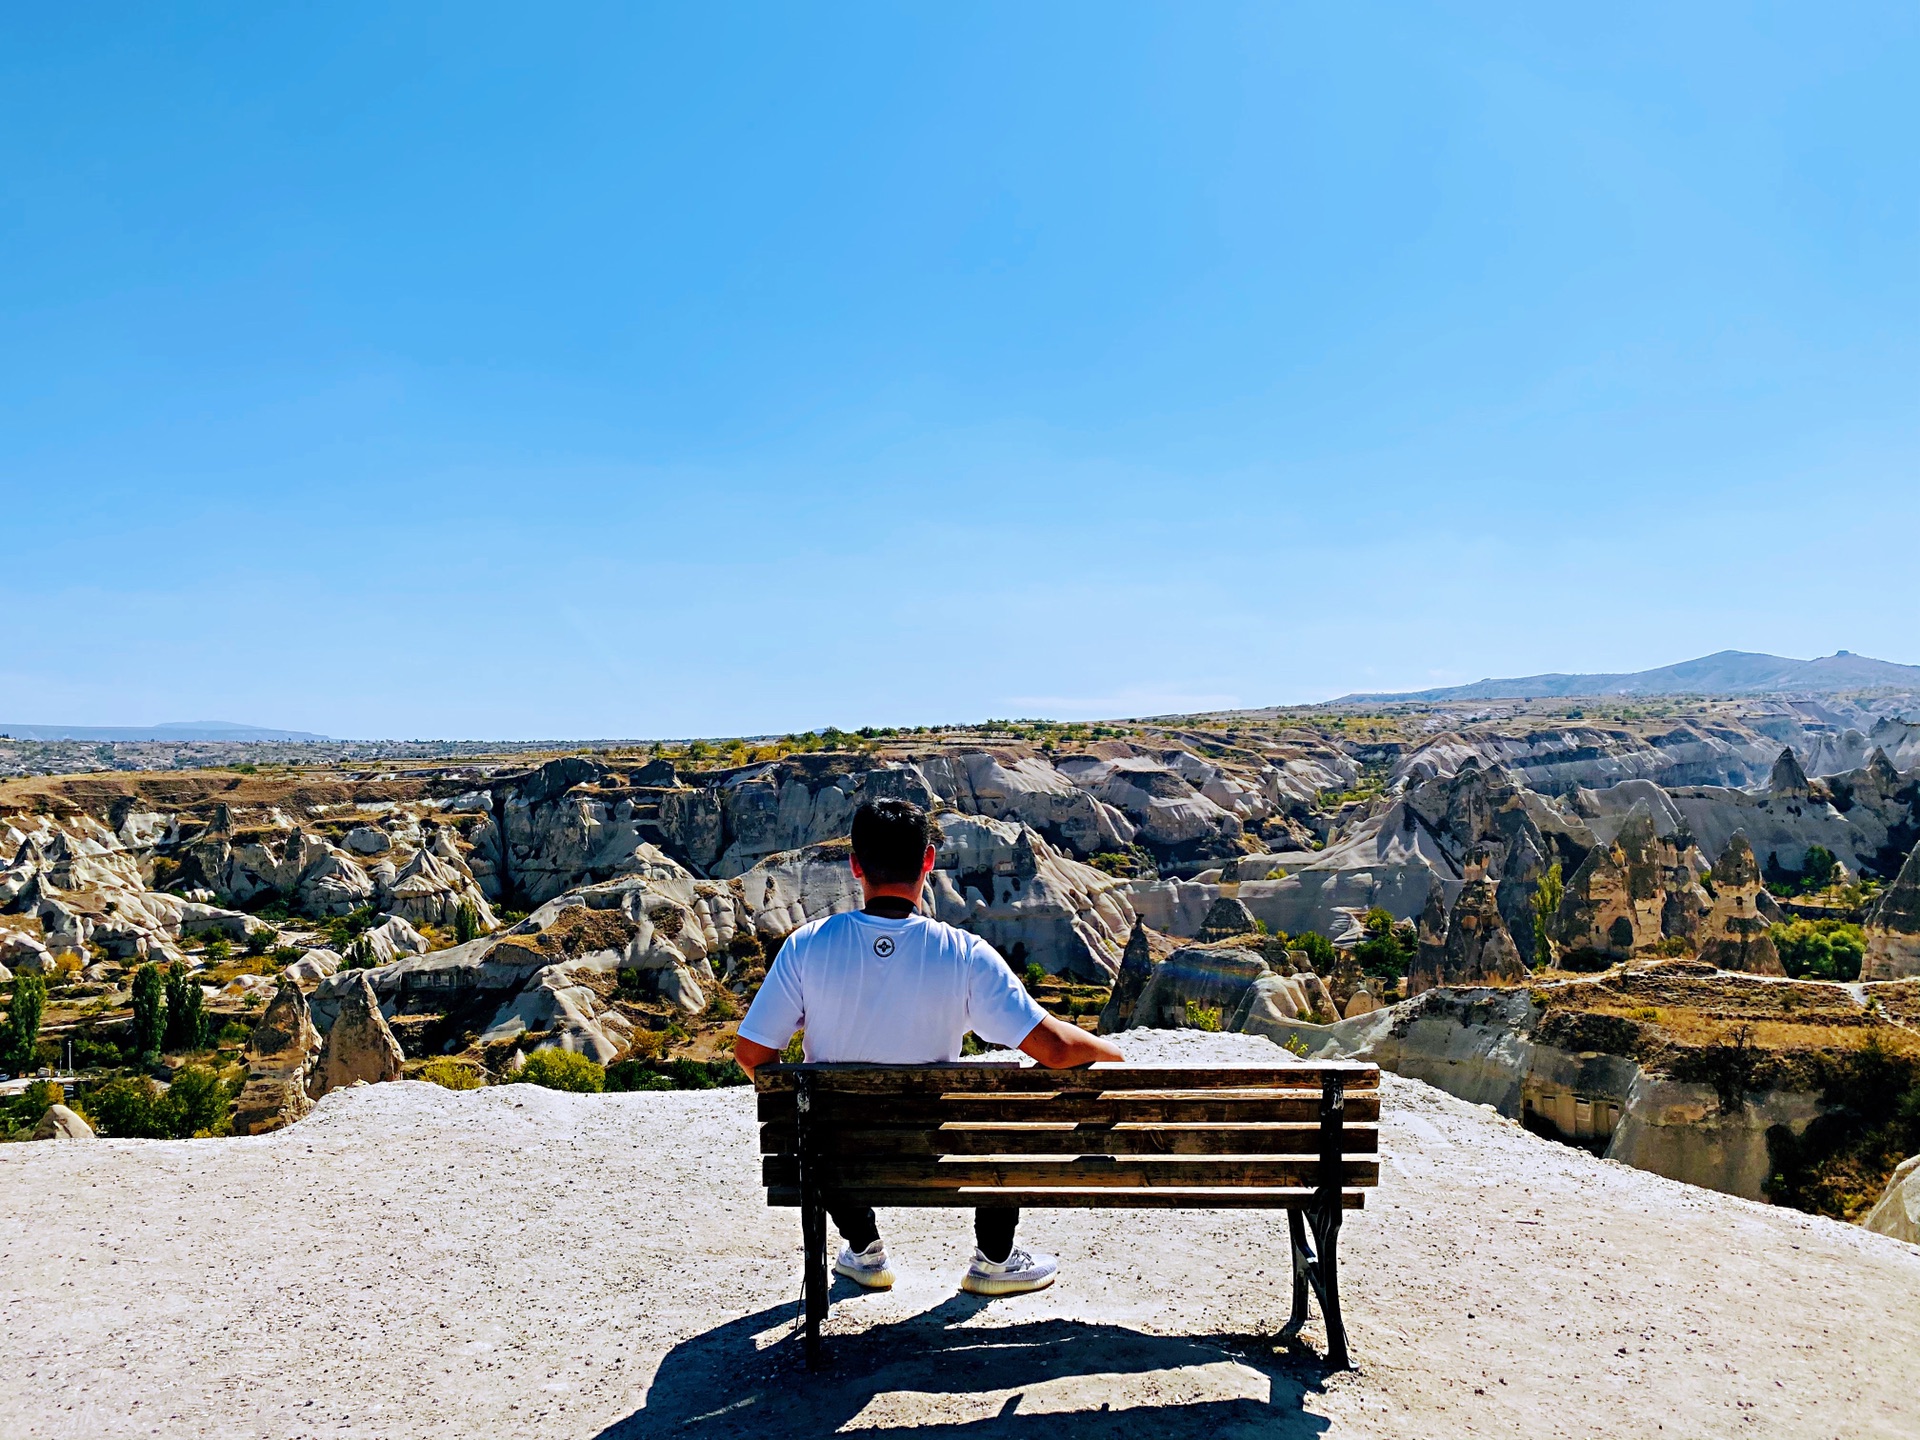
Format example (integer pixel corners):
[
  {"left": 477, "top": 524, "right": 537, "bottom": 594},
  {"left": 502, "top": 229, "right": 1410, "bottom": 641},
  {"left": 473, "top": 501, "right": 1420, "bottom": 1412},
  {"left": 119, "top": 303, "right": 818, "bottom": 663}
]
[{"left": 827, "top": 1195, "right": 1018, "bottom": 1264}]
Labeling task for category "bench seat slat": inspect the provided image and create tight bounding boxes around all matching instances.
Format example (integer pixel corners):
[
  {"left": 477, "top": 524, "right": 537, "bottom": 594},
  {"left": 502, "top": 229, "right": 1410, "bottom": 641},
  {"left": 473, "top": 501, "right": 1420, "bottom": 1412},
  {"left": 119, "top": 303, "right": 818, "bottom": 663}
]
[
  {"left": 755, "top": 1063, "right": 1378, "bottom": 1095},
  {"left": 762, "top": 1155, "right": 1379, "bottom": 1189},
  {"left": 759, "top": 1120, "right": 1380, "bottom": 1157},
  {"left": 757, "top": 1091, "right": 1381, "bottom": 1126},
  {"left": 765, "top": 1185, "right": 1368, "bottom": 1210}
]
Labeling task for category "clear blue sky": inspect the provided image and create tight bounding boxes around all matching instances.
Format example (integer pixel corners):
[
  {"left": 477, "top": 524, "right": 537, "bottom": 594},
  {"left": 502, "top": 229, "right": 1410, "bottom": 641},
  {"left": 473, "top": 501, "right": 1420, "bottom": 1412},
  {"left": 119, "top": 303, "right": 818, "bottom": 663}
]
[{"left": 4, "top": 4, "right": 1917, "bottom": 739}]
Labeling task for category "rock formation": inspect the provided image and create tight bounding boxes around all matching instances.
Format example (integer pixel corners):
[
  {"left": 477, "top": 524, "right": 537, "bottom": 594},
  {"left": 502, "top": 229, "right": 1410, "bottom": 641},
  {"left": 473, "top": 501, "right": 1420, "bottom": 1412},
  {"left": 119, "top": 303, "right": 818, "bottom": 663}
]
[
  {"left": 1696, "top": 833, "right": 1783, "bottom": 975},
  {"left": 1861, "top": 840, "right": 1920, "bottom": 981},
  {"left": 234, "top": 980, "right": 324, "bottom": 1133},
  {"left": 1129, "top": 946, "right": 1272, "bottom": 1030},
  {"left": 1408, "top": 879, "right": 1450, "bottom": 995},
  {"left": 1768, "top": 748, "right": 1811, "bottom": 800},
  {"left": 33, "top": 1104, "right": 94, "bottom": 1140},
  {"left": 1342, "top": 987, "right": 1379, "bottom": 1018},
  {"left": 309, "top": 973, "right": 405, "bottom": 1098},
  {"left": 382, "top": 834, "right": 497, "bottom": 930},
  {"left": 1863, "top": 1153, "right": 1920, "bottom": 1244},
  {"left": 1194, "top": 895, "right": 1258, "bottom": 942},
  {"left": 1097, "top": 919, "right": 1153, "bottom": 1034},
  {"left": 1438, "top": 876, "right": 1528, "bottom": 987},
  {"left": 1554, "top": 804, "right": 1666, "bottom": 964}
]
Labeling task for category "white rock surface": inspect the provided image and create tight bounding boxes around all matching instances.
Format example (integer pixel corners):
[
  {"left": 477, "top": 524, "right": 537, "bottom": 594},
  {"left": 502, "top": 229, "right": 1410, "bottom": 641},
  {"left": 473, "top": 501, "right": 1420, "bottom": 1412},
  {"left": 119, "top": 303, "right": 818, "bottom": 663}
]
[{"left": 1, "top": 1054, "right": 1914, "bottom": 1439}]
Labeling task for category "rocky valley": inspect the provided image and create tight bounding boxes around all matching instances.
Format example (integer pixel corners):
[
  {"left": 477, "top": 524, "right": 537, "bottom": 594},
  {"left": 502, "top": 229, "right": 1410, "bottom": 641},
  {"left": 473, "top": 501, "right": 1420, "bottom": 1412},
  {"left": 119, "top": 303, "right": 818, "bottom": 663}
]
[{"left": 3, "top": 678, "right": 1920, "bottom": 1436}]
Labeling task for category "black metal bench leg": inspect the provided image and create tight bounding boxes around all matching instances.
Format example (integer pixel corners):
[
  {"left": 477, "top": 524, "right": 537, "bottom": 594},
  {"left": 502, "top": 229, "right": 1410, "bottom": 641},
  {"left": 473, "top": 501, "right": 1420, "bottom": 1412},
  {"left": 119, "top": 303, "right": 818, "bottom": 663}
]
[
  {"left": 1279, "top": 1208, "right": 1312, "bottom": 1342},
  {"left": 1309, "top": 1202, "right": 1349, "bottom": 1370},
  {"left": 801, "top": 1190, "right": 828, "bottom": 1370},
  {"left": 796, "top": 1072, "right": 829, "bottom": 1371}
]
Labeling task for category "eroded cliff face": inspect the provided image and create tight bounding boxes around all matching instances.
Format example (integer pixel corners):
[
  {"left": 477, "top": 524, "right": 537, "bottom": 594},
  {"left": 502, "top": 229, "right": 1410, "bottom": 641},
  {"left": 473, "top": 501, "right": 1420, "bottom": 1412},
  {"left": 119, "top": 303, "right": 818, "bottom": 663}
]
[{"left": 1234, "top": 973, "right": 1900, "bottom": 1204}]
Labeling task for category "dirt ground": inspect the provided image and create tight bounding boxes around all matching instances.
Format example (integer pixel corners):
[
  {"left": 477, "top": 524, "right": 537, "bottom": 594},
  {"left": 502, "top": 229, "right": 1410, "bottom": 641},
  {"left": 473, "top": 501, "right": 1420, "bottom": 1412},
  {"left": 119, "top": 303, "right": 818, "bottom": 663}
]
[{"left": 2, "top": 1030, "right": 1916, "bottom": 1439}]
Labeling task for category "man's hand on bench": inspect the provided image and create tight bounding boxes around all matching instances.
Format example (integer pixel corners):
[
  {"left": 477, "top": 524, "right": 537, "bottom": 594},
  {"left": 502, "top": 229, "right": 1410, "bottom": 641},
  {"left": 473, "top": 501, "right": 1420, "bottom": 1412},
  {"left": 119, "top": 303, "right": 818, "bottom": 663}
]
[{"left": 1018, "top": 1015, "right": 1123, "bottom": 1069}]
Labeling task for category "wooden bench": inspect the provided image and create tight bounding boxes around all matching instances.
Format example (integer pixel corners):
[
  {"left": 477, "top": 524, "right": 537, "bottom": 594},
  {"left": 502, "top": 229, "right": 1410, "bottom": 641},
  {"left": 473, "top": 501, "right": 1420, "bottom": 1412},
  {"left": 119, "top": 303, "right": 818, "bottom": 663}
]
[{"left": 756, "top": 1060, "right": 1381, "bottom": 1369}]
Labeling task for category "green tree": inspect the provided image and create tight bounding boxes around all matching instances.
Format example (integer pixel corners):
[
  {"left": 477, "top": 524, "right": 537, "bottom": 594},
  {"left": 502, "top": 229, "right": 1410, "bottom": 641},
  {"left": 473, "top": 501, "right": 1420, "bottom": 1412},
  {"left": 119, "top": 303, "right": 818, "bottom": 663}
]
[
  {"left": 1293, "top": 930, "right": 1337, "bottom": 971},
  {"left": 1800, "top": 845, "right": 1839, "bottom": 892},
  {"left": 164, "top": 1064, "right": 232, "bottom": 1136},
  {"left": 1530, "top": 863, "right": 1564, "bottom": 964},
  {"left": 1771, "top": 919, "right": 1867, "bottom": 982},
  {"left": 454, "top": 900, "right": 483, "bottom": 945},
  {"left": 161, "top": 963, "right": 208, "bottom": 1053},
  {"left": 2, "top": 971, "right": 48, "bottom": 1073},
  {"left": 130, "top": 963, "right": 165, "bottom": 1058}
]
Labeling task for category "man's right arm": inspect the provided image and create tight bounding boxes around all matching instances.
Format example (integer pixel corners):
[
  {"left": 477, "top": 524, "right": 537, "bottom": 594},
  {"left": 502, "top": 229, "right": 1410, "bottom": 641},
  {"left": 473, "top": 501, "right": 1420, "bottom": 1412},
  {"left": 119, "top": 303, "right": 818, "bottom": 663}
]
[
  {"left": 733, "top": 939, "right": 806, "bottom": 1078},
  {"left": 734, "top": 1034, "right": 781, "bottom": 1078}
]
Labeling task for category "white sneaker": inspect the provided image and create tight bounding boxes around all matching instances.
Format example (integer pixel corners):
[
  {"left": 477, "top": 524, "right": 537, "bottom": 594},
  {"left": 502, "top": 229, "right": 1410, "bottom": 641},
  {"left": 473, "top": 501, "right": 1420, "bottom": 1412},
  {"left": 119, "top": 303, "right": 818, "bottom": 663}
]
[
  {"left": 960, "top": 1246, "right": 1057, "bottom": 1296},
  {"left": 833, "top": 1239, "right": 894, "bottom": 1290}
]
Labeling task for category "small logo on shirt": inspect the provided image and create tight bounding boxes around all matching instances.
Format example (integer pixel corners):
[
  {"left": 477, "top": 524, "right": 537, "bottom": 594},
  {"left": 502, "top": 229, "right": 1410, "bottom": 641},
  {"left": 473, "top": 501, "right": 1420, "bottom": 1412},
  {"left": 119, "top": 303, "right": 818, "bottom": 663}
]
[{"left": 874, "top": 936, "right": 895, "bottom": 957}]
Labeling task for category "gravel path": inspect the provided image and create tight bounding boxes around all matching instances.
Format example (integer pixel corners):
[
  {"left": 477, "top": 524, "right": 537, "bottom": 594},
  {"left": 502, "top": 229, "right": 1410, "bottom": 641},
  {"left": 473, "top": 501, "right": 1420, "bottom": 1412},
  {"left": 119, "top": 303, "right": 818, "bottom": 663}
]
[{"left": 2, "top": 1031, "right": 1916, "bottom": 1439}]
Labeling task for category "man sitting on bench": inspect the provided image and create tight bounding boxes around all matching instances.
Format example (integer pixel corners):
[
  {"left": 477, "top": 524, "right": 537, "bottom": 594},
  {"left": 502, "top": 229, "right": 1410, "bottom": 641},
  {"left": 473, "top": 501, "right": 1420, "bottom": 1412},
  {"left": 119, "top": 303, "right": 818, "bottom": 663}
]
[{"left": 735, "top": 798, "right": 1124, "bottom": 1296}]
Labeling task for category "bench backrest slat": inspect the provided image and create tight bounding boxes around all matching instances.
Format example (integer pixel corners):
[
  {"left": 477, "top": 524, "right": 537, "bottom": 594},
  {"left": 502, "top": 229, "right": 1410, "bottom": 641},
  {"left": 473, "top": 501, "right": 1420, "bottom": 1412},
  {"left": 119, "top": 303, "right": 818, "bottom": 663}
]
[
  {"left": 757, "top": 1090, "right": 1382, "bottom": 1127},
  {"left": 762, "top": 1155, "right": 1379, "bottom": 1190},
  {"left": 756, "top": 1062, "right": 1377, "bottom": 1094},
  {"left": 760, "top": 1120, "right": 1381, "bottom": 1157}
]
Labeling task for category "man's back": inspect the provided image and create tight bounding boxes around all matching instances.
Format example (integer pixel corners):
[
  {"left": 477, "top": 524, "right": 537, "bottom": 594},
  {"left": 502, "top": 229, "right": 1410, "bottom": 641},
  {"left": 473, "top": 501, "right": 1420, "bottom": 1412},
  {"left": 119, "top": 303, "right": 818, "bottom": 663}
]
[{"left": 737, "top": 909, "right": 1044, "bottom": 1064}]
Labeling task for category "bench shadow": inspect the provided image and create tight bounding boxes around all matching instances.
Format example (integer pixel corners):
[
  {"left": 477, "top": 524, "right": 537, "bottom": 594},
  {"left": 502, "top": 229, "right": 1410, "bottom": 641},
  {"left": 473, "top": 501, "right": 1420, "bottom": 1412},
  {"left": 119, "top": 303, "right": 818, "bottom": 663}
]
[{"left": 596, "top": 1293, "right": 1336, "bottom": 1439}]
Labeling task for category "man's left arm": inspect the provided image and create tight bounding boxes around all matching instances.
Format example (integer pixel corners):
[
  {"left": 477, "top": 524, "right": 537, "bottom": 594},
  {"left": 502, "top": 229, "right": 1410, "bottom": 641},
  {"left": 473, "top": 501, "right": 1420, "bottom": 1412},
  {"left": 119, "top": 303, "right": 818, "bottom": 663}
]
[{"left": 1018, "top": 1013, "right": 1123, "bottom": 1068}]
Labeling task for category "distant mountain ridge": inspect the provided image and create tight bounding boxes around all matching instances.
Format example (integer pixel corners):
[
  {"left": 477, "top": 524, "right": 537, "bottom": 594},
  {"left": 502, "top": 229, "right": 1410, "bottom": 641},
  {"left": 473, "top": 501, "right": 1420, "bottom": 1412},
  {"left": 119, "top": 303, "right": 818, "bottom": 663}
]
[
  {"left": 1338, "top": 650, "right": 1920, "bottom": 704},
  {"left": 0, "top": 721, "right": 331, "bottom": 742}
]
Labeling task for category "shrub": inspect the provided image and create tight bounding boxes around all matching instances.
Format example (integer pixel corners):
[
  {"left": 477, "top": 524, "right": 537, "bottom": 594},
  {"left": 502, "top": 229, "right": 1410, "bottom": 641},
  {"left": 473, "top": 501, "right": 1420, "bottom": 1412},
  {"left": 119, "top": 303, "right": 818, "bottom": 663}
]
[
  {"left": 1023, "top": 961, "right": 1048, "bottom": 991},
  {"left": 628, "top": 1029, "right": 670, "bottom": 1061},
  {"left": 705, "top": 990, "right": 740, "bottom": 1022},
  {"left": 2, "top": 971, "right": 48, "bottom": 1073},
  {"left": 244, "top": 926, "right": 275, "bottom": 957},
  {"left": 608, "top": 1056, "right": 751, "bottom": 1091},
  {"left": 213, "top": 1020, "right": 253, "bottom": 1048},
  {"left": 780, "top": 1030, "right": 805, "bottom": 1063},
  {"left": 417, "top": 1057, "right": 485, "bottom": 1090},
  {"left": 71, "top": 1027, "right": 124, "bottom": 1068},
  {"left": 85, "top": 1075, "right": 171, "bottom": 1138},
  {"left": 324, "top": 907, "right": 378, "bottom": 950},
  {"left": 1184, "top": 999, "right": 1223, "bottom": 1032},
  {"left": 201, "top": 935, "right": 232, "bottom": 962},
  {"left": 130, "top": 963, "right": 164, "bottom": 1058},
  {"left": 513, "top": 1048, "right": 605, "bottom": 1093},
  {"left": 605, "top": 1060, "right": 676, "bottom": 1091}
]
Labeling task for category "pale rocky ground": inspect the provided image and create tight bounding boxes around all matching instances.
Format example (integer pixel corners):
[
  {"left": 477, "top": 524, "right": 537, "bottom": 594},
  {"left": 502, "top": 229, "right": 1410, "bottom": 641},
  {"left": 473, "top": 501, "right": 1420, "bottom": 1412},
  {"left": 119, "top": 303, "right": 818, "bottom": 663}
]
[{"left": 3, "top": 1031, "right": 1917, "bottom": 1440}]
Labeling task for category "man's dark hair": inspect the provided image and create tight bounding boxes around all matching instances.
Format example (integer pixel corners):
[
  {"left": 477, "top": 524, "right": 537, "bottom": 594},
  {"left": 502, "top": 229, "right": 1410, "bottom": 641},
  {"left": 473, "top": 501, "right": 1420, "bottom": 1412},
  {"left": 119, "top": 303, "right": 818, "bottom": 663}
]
[{"left": 851, "top": 799, "right": 932, "bottom": 885}]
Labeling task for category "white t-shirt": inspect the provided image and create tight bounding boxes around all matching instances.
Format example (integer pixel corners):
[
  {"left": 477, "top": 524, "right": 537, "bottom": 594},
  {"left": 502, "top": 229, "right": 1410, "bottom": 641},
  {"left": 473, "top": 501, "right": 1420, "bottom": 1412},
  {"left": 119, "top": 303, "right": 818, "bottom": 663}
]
[{"left": 737, "top": 911, "right": 1047, "bottom": 1064}]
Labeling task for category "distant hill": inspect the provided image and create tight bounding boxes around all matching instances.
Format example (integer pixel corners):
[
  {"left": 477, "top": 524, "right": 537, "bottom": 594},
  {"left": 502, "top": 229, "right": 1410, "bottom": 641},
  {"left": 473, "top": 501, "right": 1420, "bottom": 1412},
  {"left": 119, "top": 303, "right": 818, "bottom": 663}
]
[
  {"left": 1337, "top": 650, "right": 1920, "bottom": 704},
  {"left": 0, "top": 721, "right": 331, "bottom": 742}
]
